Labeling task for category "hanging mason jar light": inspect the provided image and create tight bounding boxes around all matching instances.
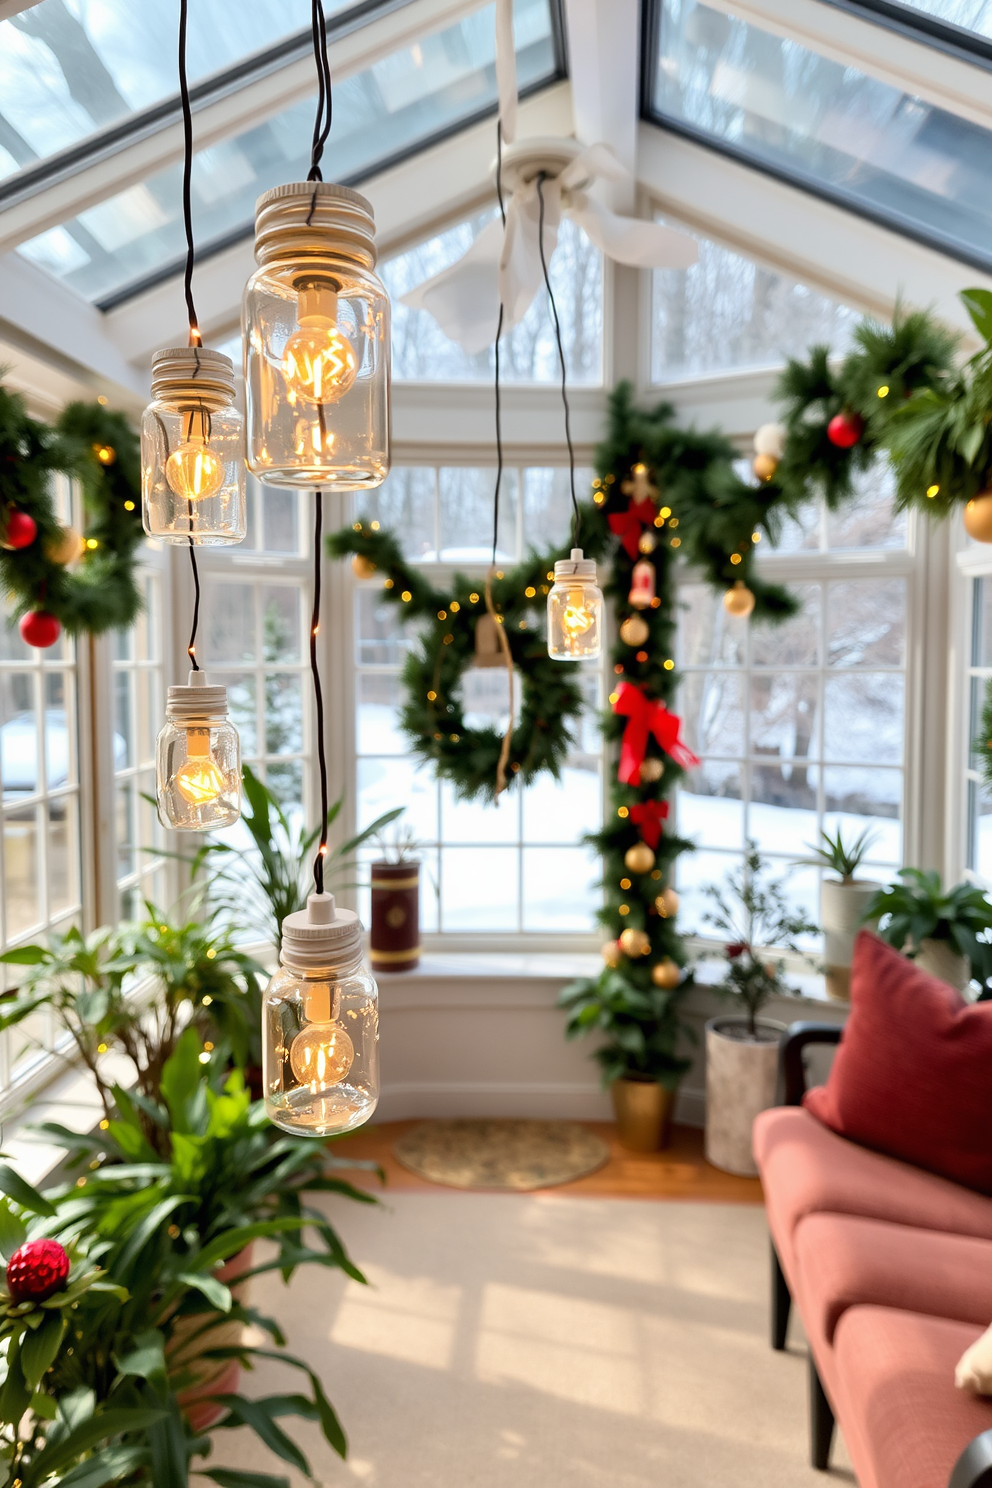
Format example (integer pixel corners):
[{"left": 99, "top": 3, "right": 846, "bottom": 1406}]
[
  {"left": 141, "top": 348, "right": 246, "bottom": 544},
  {"left": 156, "top": 671, "right": 241, "bottom": 831},
  {"left": 263, "top": 892, "right": 379, "bottom": 1136},
  {"left": 243, "top": 183, "right": 390, "bottom": 489},
  {"left": 547, "top": 549, "right": 604, "bottom": 660}
]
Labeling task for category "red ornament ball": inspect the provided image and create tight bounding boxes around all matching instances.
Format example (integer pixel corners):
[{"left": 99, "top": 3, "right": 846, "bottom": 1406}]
[
  {"left": 826, "top": 411, "right": 864, "bottom": 449},
  {"left": 6, "top": 1238, "right": 70, "bottom": 1303},
  {"left": 1, "top": 510, "right": 38, "bottom": 551},
  {"left": 19, "top": 611, "right": 61, "bottom": 649}
]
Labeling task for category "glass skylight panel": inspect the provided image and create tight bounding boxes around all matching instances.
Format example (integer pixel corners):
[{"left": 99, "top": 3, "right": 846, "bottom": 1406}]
[
  {"left": 0, "top": 0, "right": 362, "bottom": 184},
  {"left": 18, "top": 0, "right": 557, "bottom": 305},
  {"left": 880, "top": 1, "right": 992, "bottom": 39},
  {"left": 647, "top": 0, "right": 992, "bottom": 268}
]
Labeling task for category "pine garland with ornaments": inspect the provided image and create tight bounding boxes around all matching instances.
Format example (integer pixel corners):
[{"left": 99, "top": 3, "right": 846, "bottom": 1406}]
[{"left": 0, "top": 386, "right": 143, "bottom": 648}]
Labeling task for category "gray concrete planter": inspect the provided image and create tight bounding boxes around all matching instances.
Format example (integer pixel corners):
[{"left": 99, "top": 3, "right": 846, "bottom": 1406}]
[{"left": 705, "top": 1017, "right": 787, "bottom": 1176}]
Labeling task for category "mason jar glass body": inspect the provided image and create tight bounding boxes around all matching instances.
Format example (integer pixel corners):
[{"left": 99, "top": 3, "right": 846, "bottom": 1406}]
[
  {"left": 263, "top": 960, "right": 379, "bottom": 1136},
  {"left": 244, "top": 258, "right": 389, "bottom": 489},
  {"left": 547, "top": 574, "right": 604, "bottom": 660},
  {"left": 141, "top": 347, "right": 246, "bottom": 544},
  {"left": 156, "top": 718, "right": 240, "bottom": 830}
]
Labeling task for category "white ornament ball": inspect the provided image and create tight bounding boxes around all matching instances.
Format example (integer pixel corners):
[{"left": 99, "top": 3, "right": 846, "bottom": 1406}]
[{"left": 754, "top": 422, "right": 786, "bottom": 460}]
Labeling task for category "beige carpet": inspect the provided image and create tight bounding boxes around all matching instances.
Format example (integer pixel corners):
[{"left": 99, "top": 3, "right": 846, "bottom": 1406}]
[{"left": 213, "top": 1192, "right": 855, "bottom": 1486}]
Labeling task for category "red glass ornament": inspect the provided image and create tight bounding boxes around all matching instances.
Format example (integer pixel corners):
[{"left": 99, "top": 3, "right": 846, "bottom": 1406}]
[
  {"left": 6, "top": 1238, "right": 70, "bottom": 1302},
  {"left": 1, "top": 510, "right": 38, "bottom": 551},
  {"left": 826, "top": 411, "right": 864, "bottom": 449},
  {"left": 19, "top": 611, "right": 61, "bottom": 649}
]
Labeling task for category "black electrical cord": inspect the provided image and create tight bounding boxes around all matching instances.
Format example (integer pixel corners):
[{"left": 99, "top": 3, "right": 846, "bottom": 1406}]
[
  {"left": 308, "top": 0, "right": 333, "bottom": 182},
  {"left": 536, "top": 172, "right": 580, "bottom": 550},
  {"left": 178, "top": 0, "right": 203, "bottom": 668},
  {"left": 310, "top": 492, "right": 329, "bottom": 894},
  {"left": 186, "top": 497, "right": 201, "bottom": 672}
]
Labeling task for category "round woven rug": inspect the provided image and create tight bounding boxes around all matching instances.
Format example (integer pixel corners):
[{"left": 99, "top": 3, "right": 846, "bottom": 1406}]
[{"left": 392, "top": 1118, "right": 610, "bottom": 1191}]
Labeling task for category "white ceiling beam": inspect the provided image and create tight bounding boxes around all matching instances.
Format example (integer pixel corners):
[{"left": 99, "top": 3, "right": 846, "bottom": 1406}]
[
  {"left": 562, "top": 0, "right": 638, "bottom": 209},
  {"left": 637, "top": 123, "right": 992, "bottom": 339},
  {"left": 106, "top": 81, "right": 574, "bottom": 368},
  {"left": 0, "top": 252, "right": 147, "bottom": 410},
  {"left": 700, "top": 0, "right": 992, "bottom": 135},
  {"left": 0, "top": 0, "right": 488, "bottom": 257}
]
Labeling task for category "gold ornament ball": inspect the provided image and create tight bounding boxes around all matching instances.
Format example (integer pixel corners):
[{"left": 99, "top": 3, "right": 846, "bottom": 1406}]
[
  {"left": 624, "top": 842, "right": 656, "bottom": 874},
  {"left": 964, "top": 492, "right": 992, "bottom": 543},
  {"left": 619, "top": 615, "right": 649, "bottom": 647},
  {"left": 351, "top": 553, "right": 377, "bottom": 579},
  {"left": 619, "top": 927, "right": 651, "bottom": 958},
  {"left": 638, "top": 530, "right": 657, "bottom": 555},
  {"left": 753, "top": 453, "right": 778, "bottom": 482},
  {"left": 654, "top": 887, "right": 679, "bottom": 918},
  {"left": 45, "top": 526, "right": 85, "bottom": 566},
  {"left": 639, "top": 758, "right": 664, "bottom": 783},
  {"left": 723, "top": 580, "right": 756, "bottom": 618},
  {"left": 601, "top": 939, "right": 621, "bottom": 967},
  {"left": 651, "top": 958, "right": 681, "bottom": 989}
]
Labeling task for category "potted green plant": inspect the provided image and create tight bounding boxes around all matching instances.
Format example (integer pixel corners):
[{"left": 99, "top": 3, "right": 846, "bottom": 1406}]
[
  {"left": 700, "top": 844, "right": 817, "bottom": 1175},
  {"left": 798, "top": 826, "right": 880, "bottom": 1001},
  {"left": 559, "top": 965, "right": 692, "bottom": 1152},
  {"left": 865, "top": 868, "right": 992, "bottom": 989},
  {"left": 369, "top": 820, "right": 423, "bottom": 974}
]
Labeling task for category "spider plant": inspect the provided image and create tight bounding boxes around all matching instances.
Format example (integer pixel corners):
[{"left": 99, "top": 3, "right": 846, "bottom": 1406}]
[{"left": 797, "top": 825, "right": 877, "bottom": 882}]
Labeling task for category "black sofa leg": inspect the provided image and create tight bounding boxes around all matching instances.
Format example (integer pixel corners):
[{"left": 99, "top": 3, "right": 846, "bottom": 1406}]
[
  {"left": 771, "top": 1242, "right": 791, "bottom": 1350},
  {"left": 809, "top": 1355, "right": 835, "bottom": 1471}
]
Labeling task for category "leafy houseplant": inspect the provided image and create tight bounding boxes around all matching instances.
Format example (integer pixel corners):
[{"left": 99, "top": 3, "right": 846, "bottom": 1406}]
[
  {"left": 865, "top": 868, "right": 992, "bottom": 990},
  {"left": 699, "top": 844, "right": 818, "bottom": 1176},
  {"left": 799, "top": 826, "right": 880, "bottom": 1001},
  {"left": 187, "top": 765, "right": 401, "bottom": 955}
]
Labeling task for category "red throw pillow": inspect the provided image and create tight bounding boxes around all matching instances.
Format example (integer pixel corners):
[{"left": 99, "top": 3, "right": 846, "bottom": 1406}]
[{"left": 804, "top": 931, "right": 992, "bottom": 1194}]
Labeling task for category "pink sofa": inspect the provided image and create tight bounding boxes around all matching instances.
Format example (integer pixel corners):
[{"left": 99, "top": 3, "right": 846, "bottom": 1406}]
[{"left": 754, "top": 1022, "right": 992, "bottom": 1488}]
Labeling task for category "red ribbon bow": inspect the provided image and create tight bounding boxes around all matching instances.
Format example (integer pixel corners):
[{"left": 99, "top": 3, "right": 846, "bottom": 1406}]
[
  {"left": 630, "top": 800, "right": 669, "bottom": 849},
  {"left": 608, "top": 497, "right": 656, "bottom": 559},
  {"left": 613, "top": 681, "right": 700, "bottom": 786}
]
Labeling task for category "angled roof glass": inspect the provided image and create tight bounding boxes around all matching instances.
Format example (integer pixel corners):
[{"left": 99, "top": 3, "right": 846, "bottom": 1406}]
[
  {"left": 644, "top": 0, "right": 992, "bottom": 270},
  {"left": 17, "top": 0, "right": 559, "bottom": 307},
  {"left": 0, "top": 0, "right": 362, "bottom": 183},
  {"left": 864, "top": 1, "right": 992, "bottom": 41}
]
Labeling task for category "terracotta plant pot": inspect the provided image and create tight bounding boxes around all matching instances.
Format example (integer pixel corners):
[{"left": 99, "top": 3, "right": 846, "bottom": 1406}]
[
  {"left": 914, "top": 937, "right": 971, "bottom": 990},
  {"left": 611, "top": 1075, "right": 676, "bottom": 1152},
  {"left": 370, "top": 859, "right": 420, "bottom": 972},
  {"left": 820, "top": 878, "right": 880, "bottom": 1001},
  {"left": 705, "top": 1018, "right": 786, "bottom": 1176},
  {"left": 173, "top": 1243, "right": 253, "bottom": 1430}
]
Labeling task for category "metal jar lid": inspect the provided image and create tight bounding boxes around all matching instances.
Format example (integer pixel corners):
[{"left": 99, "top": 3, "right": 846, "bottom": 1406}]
[
  {"left": 553, "top": 548, "right": 598, "bottom": 581},
  {"left": 253, "top": 182, "right": 378, "bottom": 271},
  {"left": 151, "top": 347, "right": 236, "bottom": 411},
  {"left": 280, "top": 892, "right": 364, "bottom": 973},
  {"left": 166, "top": 669, "right": 229, "bottom": 722}
]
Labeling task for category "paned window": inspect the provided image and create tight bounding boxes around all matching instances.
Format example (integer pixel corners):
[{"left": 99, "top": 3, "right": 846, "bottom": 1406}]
[
  {"left": 965, "top": 574, "right": 992, "bottom": 881},
  {"left": 113, "top": 571, "right": 166, "bottom": 919},
  {"left": 675, "top": 473, "right": 910, "bottom": 941},
  {"left": 354, "top": 466, "right": 604, "bottom": 935}
]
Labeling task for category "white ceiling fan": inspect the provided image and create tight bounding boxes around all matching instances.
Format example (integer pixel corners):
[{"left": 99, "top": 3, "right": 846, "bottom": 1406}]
[{"left": 401, "top": 0, "right": 699, "bottom": 355}]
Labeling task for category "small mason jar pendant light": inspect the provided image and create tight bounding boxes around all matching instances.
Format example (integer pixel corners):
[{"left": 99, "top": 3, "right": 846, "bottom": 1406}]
[
  {"left": 263, "top": 892, "right": 379, "bottom": 1136},
  {"left": 141, "top": 347, "right": 246, "bottom": 544},
  {"left": 156, "top": 671, "right": 241, "bottom": 831},
  {"left": 547, "top": 549, "right": 604, "bottom": 660},
  {"left": 243, "top": 183, "right": 390, "bottom": 489}
]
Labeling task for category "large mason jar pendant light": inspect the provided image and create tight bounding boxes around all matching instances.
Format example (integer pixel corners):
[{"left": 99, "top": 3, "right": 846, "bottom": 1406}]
[
  {"left": 243, "top": 183, "right": 390, "bottom": 488},
  {"left": 263, "top": 891, "right": 379, "bottom": 1135},
  {"left": 156, "top": 671, "right": 241, "bottom": 831},
  {"left": 141, "top": 347, "right": 245, "bottom": 543}
]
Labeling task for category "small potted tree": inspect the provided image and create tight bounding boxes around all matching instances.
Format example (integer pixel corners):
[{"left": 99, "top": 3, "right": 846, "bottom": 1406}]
[
  {"left": 369, "top": 821, "right": 423, "bottom": 974},
  {"left": 700, "top": 844, "right": 817, "bottom": 1175},
  {"left": 799, "top": 826, "right": 880, "bottom": 1000},
  {"left": 865, "top": 868, "right": 992, "bottom": 990}
]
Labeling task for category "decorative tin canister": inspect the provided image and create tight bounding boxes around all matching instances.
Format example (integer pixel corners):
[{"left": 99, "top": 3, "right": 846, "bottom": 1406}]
[{"left": 370, "top": 859, "right": 421, "bottom": 972}]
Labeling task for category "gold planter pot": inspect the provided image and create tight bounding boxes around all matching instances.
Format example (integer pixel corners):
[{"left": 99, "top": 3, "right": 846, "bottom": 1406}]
[{"left": 611, "top": 1076, "right": 676, "bottom": 1152}]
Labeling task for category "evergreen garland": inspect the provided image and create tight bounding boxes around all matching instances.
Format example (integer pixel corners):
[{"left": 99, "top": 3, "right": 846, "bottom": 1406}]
[{"left": 0, "top": 386, "right": 143, "bottom": 635}]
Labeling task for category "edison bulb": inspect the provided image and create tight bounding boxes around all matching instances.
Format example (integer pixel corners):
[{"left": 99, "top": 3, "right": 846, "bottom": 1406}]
[
  {"left": 175, "top": 754, "right": 226, "bottom": 805},
  {"left": 165, "top": 442, "right": 225, "bottom": 501},
  {"left": 282, "top": 279, "right": 358, "bottom": 405},
  {"left": 289, "top": 1022, "right": 355, "bottom": 1088},
  {"left": 563, "top": 588, "right": 594, "bottom": 640}
]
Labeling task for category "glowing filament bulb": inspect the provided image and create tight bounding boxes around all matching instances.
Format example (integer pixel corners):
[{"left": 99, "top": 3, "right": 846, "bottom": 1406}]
[
  {"left": 282, "top": 279, "right": 358, "bottom": 406},
  {"left": 165, "top": 409, "right": 225, "bottom": 501},
  {"left": 289, "top": 1022, "right": 355, "bottom": 1088},
  {"left": 562, "top": 588, "right": 594, "bottom": 642},
  {"left": 175, "top": 728, "right": 226, "bottom": 805}
]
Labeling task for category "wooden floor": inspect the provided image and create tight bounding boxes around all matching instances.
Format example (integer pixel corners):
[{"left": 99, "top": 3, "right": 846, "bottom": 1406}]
[{"left": 328, "top": 1119, "right": 764, "bottom": 1203}]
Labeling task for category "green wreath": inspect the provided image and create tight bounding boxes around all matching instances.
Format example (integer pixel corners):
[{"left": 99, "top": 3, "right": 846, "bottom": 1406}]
[{"left": 0, "top": 385, "right": 143, "bottom": 639}]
